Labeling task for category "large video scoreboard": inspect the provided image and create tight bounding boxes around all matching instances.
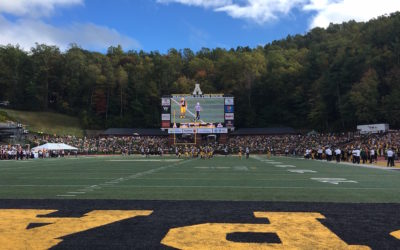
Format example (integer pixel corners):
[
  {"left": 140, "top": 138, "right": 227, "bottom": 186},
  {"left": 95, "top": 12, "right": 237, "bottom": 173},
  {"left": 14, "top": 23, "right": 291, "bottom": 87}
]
[{"left": 161, "top": 85, "right": 234, "bottom": 132}]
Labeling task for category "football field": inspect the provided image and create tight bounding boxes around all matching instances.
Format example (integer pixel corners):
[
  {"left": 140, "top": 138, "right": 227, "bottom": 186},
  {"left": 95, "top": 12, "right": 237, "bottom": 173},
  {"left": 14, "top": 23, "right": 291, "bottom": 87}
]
[
  {"left": 1, "top": 155, "right": 400, "bottom": 202},
  {"left": 1, "top": 155, "right": 400, "bottom": 249}
]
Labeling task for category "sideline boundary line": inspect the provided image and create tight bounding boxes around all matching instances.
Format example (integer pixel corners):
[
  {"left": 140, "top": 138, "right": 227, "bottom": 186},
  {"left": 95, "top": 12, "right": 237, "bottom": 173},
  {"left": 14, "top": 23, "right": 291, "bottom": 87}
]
[{"left": 275, "top": 155, "right": 400, "bottom": 171}]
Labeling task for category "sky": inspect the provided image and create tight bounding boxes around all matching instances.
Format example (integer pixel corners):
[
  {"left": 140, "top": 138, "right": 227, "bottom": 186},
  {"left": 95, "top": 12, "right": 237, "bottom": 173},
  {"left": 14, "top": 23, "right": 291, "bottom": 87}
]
[{"left": 0, "top": 0, "right": 399, "bottom": 53}]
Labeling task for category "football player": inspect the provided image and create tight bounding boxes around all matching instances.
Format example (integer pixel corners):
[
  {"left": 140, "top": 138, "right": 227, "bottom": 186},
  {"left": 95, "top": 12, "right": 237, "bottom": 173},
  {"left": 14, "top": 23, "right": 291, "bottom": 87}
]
[{"left": 180, "top": 97, "right": 187, "bottom": 119}]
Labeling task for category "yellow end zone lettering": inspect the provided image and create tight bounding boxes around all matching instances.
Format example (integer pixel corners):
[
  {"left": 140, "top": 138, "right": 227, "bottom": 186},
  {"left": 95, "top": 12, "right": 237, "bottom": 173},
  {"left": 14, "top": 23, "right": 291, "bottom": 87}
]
[
  {"left": 162, "top": 212, "right": 370, "bottom": 249},
  {"left": 391, "top": 230, "right": 400, "bottom": 239},
  {"left": 0, "top": 209, "right": 152, "bottom": 250}
]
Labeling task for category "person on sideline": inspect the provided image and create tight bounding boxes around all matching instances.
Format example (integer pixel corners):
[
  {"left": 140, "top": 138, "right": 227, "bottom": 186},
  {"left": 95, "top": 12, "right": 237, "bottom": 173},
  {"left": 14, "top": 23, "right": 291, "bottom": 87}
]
[
  {"left": 335, "top": 147, "right": 341, "bottom": 163},
  {"left": 387, "top": 148, "right": 395, "bottom": 167}
]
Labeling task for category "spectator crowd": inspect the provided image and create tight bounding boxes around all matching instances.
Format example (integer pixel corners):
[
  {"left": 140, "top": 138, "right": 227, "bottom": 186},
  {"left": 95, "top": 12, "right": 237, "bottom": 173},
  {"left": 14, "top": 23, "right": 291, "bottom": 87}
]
[{"left": 2, "top": 131, "right": 400, "bottom": 166}]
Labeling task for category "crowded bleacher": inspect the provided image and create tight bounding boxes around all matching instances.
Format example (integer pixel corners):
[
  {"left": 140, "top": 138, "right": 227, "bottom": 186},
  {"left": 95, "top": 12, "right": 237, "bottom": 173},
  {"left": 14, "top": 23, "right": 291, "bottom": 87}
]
[{"left": 1, "top": 131, "right": 399, "bottom": 167}]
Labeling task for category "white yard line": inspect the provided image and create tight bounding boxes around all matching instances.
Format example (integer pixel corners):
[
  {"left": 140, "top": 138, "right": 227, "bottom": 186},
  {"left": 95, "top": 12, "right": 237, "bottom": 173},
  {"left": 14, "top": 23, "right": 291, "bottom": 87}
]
[
  {"left": 0, "top": 165, "right": 43, "bottom": 171},
  {"left": 55, "top": 159, "right": 192, "bottom": 198},
  {"left": 0, "top": 184, "right": 87, "bottom": 187},
  {"left": 108, "top": 159, "right": 182, "bottom": 162},
  {"left": 275, "top": 155, "right": 400, "bottom": 171},
  {"left": 255, "top": 155, "right": 400, "bottom": 173},
  {"left": 18, "top": 177, "right": 113, "bottom": 180},
  {"left": 330, "top": 161, "right": 400, "bottom": 171}
]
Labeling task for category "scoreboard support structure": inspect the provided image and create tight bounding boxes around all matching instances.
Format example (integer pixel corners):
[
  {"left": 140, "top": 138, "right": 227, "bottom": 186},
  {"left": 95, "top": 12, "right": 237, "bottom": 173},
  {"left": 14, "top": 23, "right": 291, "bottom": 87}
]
[
  {"left": 168, "top": 133, "right": 202, "bottom": 146},
  {"left": 218, "top": 134, "right": 227, "bottom": 144},
  {"left": 161, "top": 84, "right": 234, "bottom": 147}
]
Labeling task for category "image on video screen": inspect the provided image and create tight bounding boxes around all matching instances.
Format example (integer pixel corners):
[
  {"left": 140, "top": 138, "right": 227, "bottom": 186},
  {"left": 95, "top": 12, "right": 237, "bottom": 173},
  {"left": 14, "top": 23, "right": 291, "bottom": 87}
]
[{"left": 170, "top": 96, "right": 224, "bottom": 124}]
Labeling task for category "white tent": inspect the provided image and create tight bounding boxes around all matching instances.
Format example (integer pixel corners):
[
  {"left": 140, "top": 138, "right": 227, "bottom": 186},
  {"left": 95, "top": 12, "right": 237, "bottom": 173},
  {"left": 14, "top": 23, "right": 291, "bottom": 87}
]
[
  {"left": 32, "top": 143, "right": 78, "bottom": 151},
  {"left": 57, "top": 143, "right": 78, "bottom": 150}
]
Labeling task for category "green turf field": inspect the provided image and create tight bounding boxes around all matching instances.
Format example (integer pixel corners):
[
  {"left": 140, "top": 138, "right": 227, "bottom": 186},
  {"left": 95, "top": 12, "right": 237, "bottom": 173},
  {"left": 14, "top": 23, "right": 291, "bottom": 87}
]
[{"left": 1, "top": 155, "right": 400, "bottom": 202}]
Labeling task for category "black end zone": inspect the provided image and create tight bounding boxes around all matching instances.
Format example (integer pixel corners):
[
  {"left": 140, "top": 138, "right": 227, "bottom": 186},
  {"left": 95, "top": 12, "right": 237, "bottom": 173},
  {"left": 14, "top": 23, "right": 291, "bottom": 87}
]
[
  {"left": 0, "top": 200, "right": 399, "bottom": 249},
  {"left": 227, "top": 232, "right": 281, "bottom": 244},
  {"left": 26, "top": 222, "right": 53, "bottom": 229}
]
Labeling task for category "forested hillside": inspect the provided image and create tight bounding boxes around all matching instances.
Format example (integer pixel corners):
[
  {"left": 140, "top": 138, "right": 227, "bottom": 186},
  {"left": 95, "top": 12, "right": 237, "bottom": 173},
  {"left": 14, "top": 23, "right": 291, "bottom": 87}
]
[{"left": 1, "top": 12, "right": 400, "bottom": 131}]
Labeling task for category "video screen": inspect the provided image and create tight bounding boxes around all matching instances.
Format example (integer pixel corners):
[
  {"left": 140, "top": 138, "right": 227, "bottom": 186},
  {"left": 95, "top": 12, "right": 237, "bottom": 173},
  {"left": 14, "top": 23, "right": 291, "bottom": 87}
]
[{"left": 170, "top": 96, "right": 224, "bottom": 124}]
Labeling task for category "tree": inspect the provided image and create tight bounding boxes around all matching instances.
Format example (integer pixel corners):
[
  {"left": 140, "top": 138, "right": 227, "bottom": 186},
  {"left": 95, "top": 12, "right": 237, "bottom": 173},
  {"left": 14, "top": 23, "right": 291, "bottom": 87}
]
[
  {"left": 237, "top": 49, "right": 266, "bottom": 126},
  {"left": 349, "top": 69, "right": 379, "bottom": 123},
  {"left": 1, "top": 12, "right": 400, "bottom": 130},
  {"left": 382, "top": 66, "right": 400, "bottom": 126},
  {"left": 116, "top": 66, "right": 128, "bottom": 119},
  {"left": 31, "top": 44, "right": 62, "bottom": 110},
  {"left": 0, "top": 45, "right": 32, "bottom": 108},
  {"left": 102, "top": 57, "right": 115, "bottom": 124}
]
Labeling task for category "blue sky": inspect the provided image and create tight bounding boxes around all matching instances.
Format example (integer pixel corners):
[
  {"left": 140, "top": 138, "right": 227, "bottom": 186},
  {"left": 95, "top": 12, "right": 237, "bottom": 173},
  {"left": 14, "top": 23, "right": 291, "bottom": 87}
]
[{"left": 0, "top": 0, "right": 399, "bottom": 53}]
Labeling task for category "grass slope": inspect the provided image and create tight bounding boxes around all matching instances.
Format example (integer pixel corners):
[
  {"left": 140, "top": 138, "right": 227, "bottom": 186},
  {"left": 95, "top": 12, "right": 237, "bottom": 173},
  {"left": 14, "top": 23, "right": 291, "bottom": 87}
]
[
  {"left": 0, "top": 108, "right": 83, "bottom": 137},
  {"left": 1, "top": 155, "right": 400, "bottom": 202}
]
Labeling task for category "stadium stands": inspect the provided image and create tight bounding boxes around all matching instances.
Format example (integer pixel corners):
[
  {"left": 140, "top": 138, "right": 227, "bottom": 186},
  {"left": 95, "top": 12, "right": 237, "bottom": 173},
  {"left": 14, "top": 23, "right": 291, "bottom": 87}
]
[
  {"left": 2, "top": 130, "right": 398, "bottom": 165},
  {"left": 230, "top": 127, "right": 296, "bottom": 135},
  {"left": 101, "top": 128, "right": 168, "bottom": 136}
]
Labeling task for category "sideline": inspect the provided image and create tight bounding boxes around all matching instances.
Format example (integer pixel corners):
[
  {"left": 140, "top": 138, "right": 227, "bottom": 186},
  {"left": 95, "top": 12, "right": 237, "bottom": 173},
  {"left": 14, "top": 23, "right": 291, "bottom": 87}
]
[{"left": 272, "top": 155, "right": 400, "bottom": 171}]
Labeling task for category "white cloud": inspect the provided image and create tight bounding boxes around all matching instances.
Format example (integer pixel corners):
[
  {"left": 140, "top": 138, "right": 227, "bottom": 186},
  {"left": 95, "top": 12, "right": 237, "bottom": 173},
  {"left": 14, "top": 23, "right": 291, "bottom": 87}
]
[
  {"left": 215, "top": 0, "right": 307, "bottom": 24},
  {"left": 0, "top": 0, "right": 83, "bottom": 18},
  {"left": 0, "top": 15, "right": 141, "bottom": 51},
  {"left": 157, "top": 0, "right": 232, "bottom": 8},
  {"left": 157, "top": 0, "right": 400, "bottom": 28},
  {"left": 304, "top": 0, "right": 400, "bottom": 28},
  {"left": 0, "top": 0, "right": 140, "bottom": 51},
  {"left": 157, "top": 0, "right": 308, "bottom": 23}
]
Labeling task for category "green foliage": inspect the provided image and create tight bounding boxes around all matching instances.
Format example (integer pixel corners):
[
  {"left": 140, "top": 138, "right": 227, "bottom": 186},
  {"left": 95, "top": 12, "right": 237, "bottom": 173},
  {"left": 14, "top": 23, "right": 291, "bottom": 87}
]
[
  {"left": 349, "top": 69, "right": 379, "bottom": 123},
  {"left": 0, "top": 110, "right": 11, "bottom": 122},
  {"left": 0, "top": 108, "right": 83, "bottom": 136},
  {"left": 1, "top": 12, "right": 400, "bottom": 131}
]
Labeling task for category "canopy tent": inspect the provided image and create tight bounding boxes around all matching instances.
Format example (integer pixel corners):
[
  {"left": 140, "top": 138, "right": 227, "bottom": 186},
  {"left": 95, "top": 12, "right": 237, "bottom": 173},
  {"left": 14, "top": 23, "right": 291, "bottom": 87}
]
[
  {"left": 307, "top": 130, "right": 319, "bottom": 136},
  {"left": 32, "top": 143, "right": 78, "bottom": 151}
]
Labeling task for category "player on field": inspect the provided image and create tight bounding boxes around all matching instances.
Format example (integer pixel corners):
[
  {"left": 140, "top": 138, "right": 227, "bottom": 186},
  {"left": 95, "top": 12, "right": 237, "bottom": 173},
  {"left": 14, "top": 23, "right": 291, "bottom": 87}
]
[
  {"left": 195, "top": 102, "right": 201, "bottom": 121},
  {"left": 200, "top": 147, "right": 205, "bottom": 159},
  {"left": 267, "top": 147, "right": 271, "bottom": 159},
  {"left": 305, "top": 148, "right": 311, "bottom": 159},
  {"left": 185, "top": 146, "right": 190, "bottom": 158},
  {"left": 224, "top": 146, "right": 229, "bottom": 157},
  {"left": 317, "top": 147, "right": 323, "bottom": 160},
  {"left": 180, "top": 97, "right": 187, "bottom": 119},
  {"left": 325, "top": 147, "right": 332, "bottom": 161}
]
